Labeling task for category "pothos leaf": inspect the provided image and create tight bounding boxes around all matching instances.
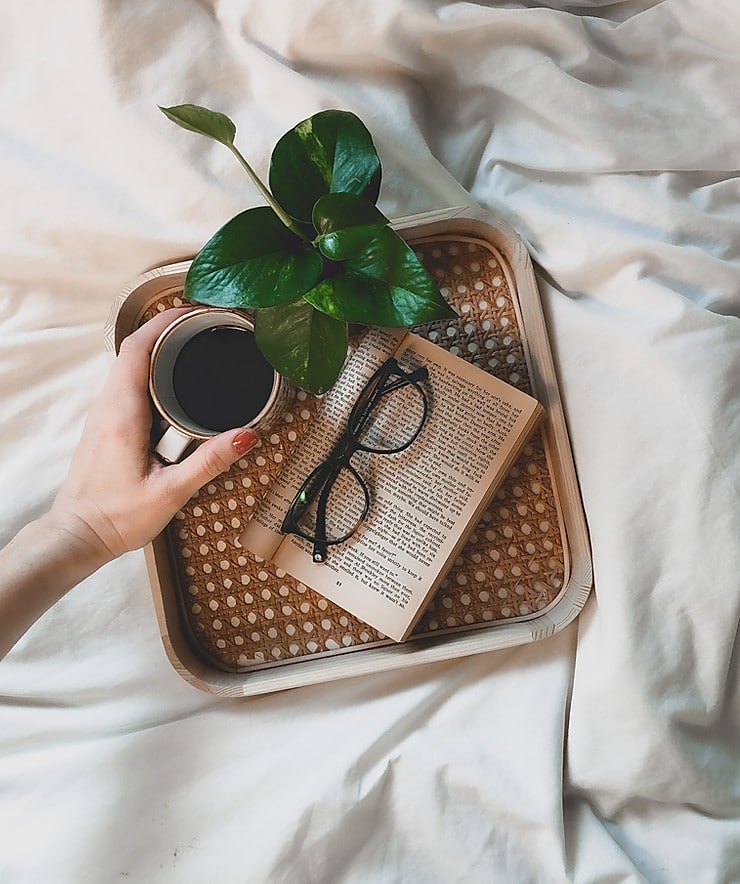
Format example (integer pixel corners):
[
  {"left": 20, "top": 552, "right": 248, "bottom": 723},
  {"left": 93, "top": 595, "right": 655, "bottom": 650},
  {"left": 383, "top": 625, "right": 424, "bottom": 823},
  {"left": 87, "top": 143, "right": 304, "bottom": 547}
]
[
  {"left": 269, "top": 110, "right": 382, "bottom": 223},
  {"left": 254, "top": 301, "right": 349, "bottom": 394},
  {"left": 313, "top": 192, "right": 389, "bottom": 261},
  {"left": 161, "top": 102, "right": 454, "bottom": 392},
  {"left": 159, "top": 104, "right": 237, "bottom": 147},
  {"left": 304, "top": 225, "right": 457, "bottom": 327},
  {"left": 184, "top": 207, "right": 323, "bottom": 309}
]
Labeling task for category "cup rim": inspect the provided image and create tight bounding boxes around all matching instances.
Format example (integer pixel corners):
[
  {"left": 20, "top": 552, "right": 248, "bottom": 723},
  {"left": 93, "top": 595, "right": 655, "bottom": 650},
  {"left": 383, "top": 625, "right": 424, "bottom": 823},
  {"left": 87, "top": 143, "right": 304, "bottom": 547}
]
[{"left": 149, "top": 307, "right": 281, "bottom": 440}]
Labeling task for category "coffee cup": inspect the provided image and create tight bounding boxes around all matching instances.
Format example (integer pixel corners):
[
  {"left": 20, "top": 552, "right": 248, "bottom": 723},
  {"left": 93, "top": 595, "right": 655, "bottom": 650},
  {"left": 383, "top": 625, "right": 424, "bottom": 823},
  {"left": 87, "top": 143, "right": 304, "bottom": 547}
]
[{"left": 149, "top": 308, "right": 292, "bottom": 463}]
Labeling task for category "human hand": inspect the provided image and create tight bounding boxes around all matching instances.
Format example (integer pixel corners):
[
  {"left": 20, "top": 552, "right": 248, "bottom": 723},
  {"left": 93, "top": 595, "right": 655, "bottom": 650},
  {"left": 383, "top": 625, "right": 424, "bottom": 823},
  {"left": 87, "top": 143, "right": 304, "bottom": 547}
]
[{"left": 47, "top": 308, "right": 259, "bottom": 565}]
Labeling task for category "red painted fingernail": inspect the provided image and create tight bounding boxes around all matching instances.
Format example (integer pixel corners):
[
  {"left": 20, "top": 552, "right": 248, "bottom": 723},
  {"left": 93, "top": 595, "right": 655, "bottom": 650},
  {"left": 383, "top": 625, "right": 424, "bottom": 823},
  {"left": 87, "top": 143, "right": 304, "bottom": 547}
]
[{"left": 232, "top": 427, "right": 259, "bottom": 456}]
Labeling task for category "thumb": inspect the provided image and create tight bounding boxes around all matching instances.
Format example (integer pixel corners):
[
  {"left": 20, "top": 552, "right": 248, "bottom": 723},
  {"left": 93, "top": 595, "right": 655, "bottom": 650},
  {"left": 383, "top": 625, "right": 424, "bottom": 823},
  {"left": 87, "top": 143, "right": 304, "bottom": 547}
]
[{"left": 166, "top": 427, "right": 260, "bottom": 502}]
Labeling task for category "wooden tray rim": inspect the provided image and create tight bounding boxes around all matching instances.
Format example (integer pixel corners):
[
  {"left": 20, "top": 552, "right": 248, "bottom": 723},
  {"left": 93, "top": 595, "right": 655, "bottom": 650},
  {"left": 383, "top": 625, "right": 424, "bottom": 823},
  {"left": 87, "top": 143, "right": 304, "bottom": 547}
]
[{"left": 110, "top": 205, "right": 593, "bottom": 696}]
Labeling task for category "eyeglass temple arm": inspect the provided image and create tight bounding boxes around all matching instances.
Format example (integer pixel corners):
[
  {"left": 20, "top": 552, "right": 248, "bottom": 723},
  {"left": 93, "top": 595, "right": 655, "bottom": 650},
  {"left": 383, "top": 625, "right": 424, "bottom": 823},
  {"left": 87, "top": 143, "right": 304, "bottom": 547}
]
[
  {"left": 310, "top": 470, "right": 336, "bottom": 563},
  {"left": 403, "top": 366, "right": 429, "bottom": 383}
]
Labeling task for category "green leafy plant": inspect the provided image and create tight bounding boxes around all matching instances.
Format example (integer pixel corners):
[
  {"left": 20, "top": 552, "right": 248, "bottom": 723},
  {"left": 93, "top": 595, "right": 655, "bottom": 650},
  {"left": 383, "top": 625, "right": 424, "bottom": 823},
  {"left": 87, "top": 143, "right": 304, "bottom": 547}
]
[{"left": 160, "top": 104, "right": 456, "bottom": 393}]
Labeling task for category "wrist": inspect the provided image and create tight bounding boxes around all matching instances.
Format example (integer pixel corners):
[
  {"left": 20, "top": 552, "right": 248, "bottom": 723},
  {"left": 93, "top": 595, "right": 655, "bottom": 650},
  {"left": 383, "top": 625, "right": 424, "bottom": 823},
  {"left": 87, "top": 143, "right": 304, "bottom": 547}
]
[
  {"left": 38, "top": 510, "right": 117, "bottom": 576},
  {"left": 0, "top": 514, "right": 115, "bottom": 660}
]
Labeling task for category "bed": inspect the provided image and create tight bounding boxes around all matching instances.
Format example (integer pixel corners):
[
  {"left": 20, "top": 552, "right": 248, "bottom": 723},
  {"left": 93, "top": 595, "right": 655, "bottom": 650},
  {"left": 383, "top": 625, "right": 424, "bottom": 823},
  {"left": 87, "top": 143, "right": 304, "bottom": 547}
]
[{"left": 1, "top": 2, "right": 738, "bottom": 882}]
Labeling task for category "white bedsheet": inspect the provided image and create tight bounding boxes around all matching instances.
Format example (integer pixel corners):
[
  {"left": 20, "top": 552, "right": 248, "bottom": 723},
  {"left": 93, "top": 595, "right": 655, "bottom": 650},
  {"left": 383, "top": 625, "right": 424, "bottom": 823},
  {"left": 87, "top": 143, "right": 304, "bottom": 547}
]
[{"left": 1, "top": 2, "right": 739, "bottom": 882}]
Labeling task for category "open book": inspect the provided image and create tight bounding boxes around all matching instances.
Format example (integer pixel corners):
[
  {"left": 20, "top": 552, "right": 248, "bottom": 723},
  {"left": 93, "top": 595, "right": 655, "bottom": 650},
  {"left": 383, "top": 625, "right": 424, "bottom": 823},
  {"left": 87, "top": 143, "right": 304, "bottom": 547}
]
[{"left": 240, "top": 327, "right": 543, "bottom": 642}]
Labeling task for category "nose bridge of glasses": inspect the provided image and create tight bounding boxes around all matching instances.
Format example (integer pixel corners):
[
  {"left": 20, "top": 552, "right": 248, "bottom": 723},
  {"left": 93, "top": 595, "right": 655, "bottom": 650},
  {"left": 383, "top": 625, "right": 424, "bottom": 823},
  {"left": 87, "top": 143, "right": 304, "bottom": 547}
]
[
  {"left": 301, "top": 442, "right": 362, "bottom": 503},
  {"left": 329, "top": 430, "right": 363, "bottom": 463}
]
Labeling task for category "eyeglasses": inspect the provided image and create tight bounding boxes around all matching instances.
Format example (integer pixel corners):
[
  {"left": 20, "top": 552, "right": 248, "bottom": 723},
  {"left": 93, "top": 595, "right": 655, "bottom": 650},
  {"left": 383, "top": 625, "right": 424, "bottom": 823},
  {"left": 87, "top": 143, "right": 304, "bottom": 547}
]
[{"left": 281, "top": 356, "right": 430, "bottom": 563}]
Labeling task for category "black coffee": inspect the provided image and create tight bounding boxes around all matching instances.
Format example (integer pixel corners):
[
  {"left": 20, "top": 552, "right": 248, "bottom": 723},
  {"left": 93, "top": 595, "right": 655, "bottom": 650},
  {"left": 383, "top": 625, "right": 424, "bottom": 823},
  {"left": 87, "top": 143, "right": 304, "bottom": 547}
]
[{"left": 172, "top": 326, "right": 275, "bottom": 432}]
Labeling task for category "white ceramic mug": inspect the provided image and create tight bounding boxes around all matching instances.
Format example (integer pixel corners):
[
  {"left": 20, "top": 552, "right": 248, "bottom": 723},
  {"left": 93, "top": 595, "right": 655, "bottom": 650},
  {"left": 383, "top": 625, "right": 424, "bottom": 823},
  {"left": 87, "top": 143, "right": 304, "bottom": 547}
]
[{"left": 149, "top": 308, "right": 293, "bottom": 463}]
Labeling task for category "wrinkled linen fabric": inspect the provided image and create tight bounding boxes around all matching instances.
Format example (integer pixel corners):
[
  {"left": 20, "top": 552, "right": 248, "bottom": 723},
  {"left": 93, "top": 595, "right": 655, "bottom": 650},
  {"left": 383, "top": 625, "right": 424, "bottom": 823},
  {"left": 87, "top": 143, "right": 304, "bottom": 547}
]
[{"left": 1, "top": 2, "right": 739, "bottom": 882}]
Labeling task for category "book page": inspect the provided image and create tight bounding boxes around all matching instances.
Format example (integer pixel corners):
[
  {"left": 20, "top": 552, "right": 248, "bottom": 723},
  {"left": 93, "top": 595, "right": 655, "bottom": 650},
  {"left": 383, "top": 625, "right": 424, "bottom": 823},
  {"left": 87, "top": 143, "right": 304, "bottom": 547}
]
[{"left": 240, "top": 332, "right": 542, "bottom": 642}]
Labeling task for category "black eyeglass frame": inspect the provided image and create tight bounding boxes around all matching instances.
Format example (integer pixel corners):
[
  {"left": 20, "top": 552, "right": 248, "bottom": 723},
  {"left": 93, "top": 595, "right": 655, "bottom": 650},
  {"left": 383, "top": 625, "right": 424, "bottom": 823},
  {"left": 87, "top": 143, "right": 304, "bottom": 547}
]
[{"left": 280, "top": 356, "right": 430, "bottom": 563}]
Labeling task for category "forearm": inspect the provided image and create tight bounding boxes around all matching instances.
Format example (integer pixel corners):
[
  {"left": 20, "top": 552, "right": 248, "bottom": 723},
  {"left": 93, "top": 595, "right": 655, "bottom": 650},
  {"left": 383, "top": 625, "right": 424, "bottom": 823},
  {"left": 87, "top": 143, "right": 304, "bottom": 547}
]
[
  {"left": 0, "top": 514, "right": 113, "bottom": 659},
  {"left": 0, "top": 310, "right": 259, "bottom": 661}
]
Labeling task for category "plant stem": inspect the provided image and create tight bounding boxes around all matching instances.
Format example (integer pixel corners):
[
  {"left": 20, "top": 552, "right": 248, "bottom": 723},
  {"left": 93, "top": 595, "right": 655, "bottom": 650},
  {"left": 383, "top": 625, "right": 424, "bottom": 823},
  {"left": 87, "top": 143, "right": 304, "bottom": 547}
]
[{"left": 228, "top": 144, "right": 311, "bottom": 243}]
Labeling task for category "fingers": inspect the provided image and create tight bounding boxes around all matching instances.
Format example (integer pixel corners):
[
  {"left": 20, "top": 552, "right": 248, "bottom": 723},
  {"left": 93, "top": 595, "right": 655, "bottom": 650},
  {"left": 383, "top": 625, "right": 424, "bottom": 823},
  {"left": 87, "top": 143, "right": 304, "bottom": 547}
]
[
  {"left": 122, "top": 306, "right": 192, "bottom": 353},
  {"left": 164, "top": 427, "right": 260, "bottom": 504},
  {"left": 114, "top": 307, "right": 192, "bottom": 394}
]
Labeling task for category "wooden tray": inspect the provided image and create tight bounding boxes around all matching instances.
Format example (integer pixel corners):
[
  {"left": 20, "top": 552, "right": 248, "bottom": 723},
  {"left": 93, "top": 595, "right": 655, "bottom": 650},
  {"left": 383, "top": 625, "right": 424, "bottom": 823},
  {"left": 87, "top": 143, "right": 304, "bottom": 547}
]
[{"left": 106, "top": 206, "right": 592, "bottom": 696}]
